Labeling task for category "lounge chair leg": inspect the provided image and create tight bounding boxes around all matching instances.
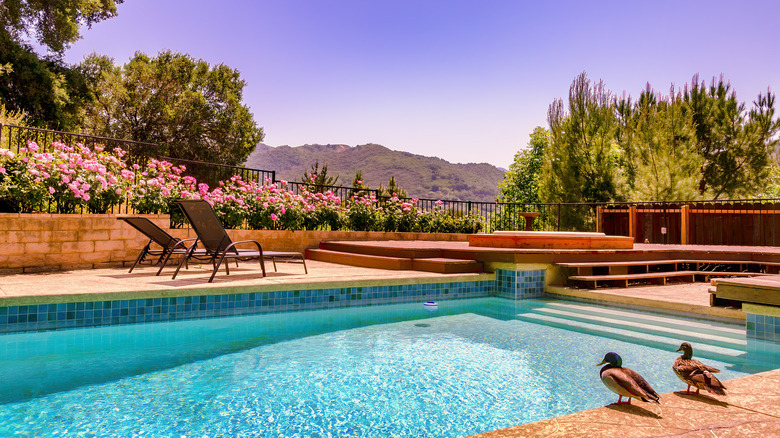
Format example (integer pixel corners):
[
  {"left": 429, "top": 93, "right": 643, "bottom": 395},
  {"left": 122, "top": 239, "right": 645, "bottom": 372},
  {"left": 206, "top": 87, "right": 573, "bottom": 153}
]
[
  {"left": 260, "top": 257, "right": 266, "bottom": 277},
  {"left": 172, "top": 246, "right": 196, "bottom": 280},
  {"left": 156, "top": 250, "right": 174, "bottom": 276},
  {"left": 129, "top": 241, "right": 151, "bottom": 273},
  {"left": 272, "top": 258, "right": 278, "bottom": 272},
  {"left": 209, "top": 253, "right": 229, "bottom": 283},
  {"left": 302, "top": 257, "right": 308, "bottom": 274}
]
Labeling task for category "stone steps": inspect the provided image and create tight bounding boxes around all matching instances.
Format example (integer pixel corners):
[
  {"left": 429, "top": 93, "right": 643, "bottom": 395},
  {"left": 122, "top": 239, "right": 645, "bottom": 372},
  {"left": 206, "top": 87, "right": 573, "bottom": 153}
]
[{"left": 306, "top": 244, "right": 483, "bottom": 274}]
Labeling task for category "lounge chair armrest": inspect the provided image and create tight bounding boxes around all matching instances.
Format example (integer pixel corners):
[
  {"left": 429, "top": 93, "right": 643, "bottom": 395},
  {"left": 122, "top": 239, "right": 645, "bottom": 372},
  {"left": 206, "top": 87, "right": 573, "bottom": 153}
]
[
  {"left": 225, "top": 240, "right": 263, "bottom": 253},
  {"left": 172, "top": 237, "right": 199, "bottom": 251}
]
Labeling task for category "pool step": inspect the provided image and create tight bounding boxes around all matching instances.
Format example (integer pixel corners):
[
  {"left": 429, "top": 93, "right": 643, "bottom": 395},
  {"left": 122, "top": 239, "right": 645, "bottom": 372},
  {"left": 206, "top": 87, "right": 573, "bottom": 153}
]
[
  {"left": 515, "top": 301, "right": 746, "bottom": 362},
  {"left": 539, "top": 302, "right": 744, "bottom": 340}
]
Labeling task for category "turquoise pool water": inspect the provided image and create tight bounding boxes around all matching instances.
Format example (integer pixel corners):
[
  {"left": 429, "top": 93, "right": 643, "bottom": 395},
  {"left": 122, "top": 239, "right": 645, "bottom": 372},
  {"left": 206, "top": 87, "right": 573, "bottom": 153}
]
[{"left": 0, "top": 298, "right": 774, "bottom": 437}]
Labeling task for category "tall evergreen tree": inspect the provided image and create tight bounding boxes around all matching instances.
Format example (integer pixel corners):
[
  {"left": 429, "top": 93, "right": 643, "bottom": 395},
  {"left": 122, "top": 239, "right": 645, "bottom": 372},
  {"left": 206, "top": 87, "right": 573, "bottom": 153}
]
[
  {"left": 541, "top": 72, "right": 624, "bottom": 206},
  {"left": 684, "top": 74, "right": 779, "bottom": 199},
  {"left": 302, "top": 161, "right": 339, "bottom": 192},
  {"left": 616, "top": 85, "right": 702, "bottom": 201},
  {"left": 378, "top": 176, "right": 407, "bottom": 198}
]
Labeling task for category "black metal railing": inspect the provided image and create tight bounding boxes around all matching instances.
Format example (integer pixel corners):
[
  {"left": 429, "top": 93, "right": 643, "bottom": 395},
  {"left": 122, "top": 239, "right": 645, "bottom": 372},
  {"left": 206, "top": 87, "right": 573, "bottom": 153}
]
[
  {"left": 6, "top": 124, "right": 780, "bottom": 243},
  {"left": 0, "top": 123, "right": 159, "bottom": 168},
  {"left": 159, "top": 156, "right": 276, "bottom": 189}
]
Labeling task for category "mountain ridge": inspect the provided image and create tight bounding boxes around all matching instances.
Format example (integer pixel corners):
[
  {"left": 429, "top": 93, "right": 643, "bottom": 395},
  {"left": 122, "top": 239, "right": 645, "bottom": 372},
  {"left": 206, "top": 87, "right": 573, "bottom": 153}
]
[{"left": 245, "top": 143, "right": 505, "bottom": 202}]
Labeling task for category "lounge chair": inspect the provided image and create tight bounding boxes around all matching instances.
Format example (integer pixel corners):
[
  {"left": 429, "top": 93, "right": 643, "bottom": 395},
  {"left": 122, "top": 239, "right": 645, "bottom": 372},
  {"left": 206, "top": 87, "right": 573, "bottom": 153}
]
[
  {"left": 118, "top": 216, "right": 198, "bottom": 275},
  {"left": 172, "top": 199, "right": 307, "bottom": 282}
]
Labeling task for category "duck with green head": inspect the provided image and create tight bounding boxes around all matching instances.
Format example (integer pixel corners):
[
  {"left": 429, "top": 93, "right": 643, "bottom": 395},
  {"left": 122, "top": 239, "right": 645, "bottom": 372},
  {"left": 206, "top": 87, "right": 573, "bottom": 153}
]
[
  {"left": 673, "top": 342, "right": 727, "bottom": 396},
  {"left": 597, "top": 352, "right": 660, "bottom": 405}
]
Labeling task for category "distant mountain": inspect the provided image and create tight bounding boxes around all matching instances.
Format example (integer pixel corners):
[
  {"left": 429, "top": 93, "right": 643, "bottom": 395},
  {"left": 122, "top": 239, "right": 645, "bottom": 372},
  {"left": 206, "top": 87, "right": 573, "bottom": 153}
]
[{"left": 244, "top": 143, "right": 505, "bottom": 202}]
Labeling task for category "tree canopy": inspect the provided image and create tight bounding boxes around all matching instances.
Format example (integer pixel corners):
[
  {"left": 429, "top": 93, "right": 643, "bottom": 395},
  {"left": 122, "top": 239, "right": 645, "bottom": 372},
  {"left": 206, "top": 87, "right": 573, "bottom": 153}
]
[
  {"left": 498, "top": 126, "right": 549, "bottom": 204},
  {"left": 0, "top": 31, "right": 89, "bottom": 129},
  {"left": 683, "top": 74, "right": 779, "bottom": 199},
  {"left": 523, "top": 72, "right": 779, "bottom": 206},
  {"left": 80, "top": 51, "right": 264, "bottom": 165},
  {"left": 0, "top": 0, "right": 122, "bottom": 54},
  {"left": 541, "top": 72, "right": 624, "bottom": 205}
]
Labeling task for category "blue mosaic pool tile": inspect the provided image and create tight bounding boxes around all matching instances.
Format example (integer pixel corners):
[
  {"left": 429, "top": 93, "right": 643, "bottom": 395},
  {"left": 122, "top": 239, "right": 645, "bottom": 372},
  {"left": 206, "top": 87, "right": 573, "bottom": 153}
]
[
  {"left": 495, "top": 268, "right": 545, "bottom": 300},
  {"left": 0, "top": 277, "right": 499, "bottom": 334}
]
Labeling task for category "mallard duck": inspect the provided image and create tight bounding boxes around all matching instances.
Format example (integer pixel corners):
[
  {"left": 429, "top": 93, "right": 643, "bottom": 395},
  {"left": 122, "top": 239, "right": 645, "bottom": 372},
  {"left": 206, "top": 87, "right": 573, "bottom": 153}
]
[
  {"left": 673, "top": 342, "right": 727, "bottom": 396},
  {"left": 597, "top": 352, "right": 660, "bottom": 405}
]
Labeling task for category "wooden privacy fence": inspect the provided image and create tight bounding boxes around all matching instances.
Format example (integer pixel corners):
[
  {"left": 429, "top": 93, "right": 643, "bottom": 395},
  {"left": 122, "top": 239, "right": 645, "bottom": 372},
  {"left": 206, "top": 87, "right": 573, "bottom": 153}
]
[{"left": 598, "top": 201, "right": 780, "bottom": 246}]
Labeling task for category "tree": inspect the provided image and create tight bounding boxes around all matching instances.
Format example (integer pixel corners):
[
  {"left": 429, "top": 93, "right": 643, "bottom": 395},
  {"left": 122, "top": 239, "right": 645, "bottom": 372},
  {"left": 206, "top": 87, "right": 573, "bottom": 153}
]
[
  {"left": 1, "top": 0, "right": 123, "bottom": 54},
  {"left": 683, "top": 74, "right": 779, "bottom": 199},
  {"left": 349, "top": 170, "right": 371, "bottom": 197},
  {"left": 302, "top": 161, "right": 339, "bottom": 192},
  {"left": 616, "top": 85, "right": 703, "bottom": 201},
  {"left": 80, "top": 51, "right": 263, "bottom": 165},
  {"left": 0, "top": 32, "right": 90, "bottom": 130},
  {"left": 498, "top": 126, "right": 549, "bottom": 204},
  {"left": 378, "top": 176, "right": 407, "bottom": 198},
  {"left": 541, "top": 72, "right": 624, "bottom": 206}
]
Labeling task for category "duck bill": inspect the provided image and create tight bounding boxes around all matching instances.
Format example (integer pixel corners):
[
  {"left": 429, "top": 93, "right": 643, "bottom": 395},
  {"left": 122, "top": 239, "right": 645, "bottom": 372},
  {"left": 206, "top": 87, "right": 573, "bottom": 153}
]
[{"left": 596, "top": 360, "right": 607, "bottom": 366}]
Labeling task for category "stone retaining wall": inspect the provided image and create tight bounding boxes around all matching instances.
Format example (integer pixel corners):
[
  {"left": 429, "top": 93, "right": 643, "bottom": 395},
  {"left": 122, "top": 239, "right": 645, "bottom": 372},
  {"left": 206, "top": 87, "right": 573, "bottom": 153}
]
[{"left": 0, "top": 213, "right": 469, "bottom": 274}]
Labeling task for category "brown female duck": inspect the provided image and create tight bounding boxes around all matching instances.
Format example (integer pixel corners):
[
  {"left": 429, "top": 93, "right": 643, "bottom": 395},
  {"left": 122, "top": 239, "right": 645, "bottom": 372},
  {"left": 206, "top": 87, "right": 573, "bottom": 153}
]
[
  {"left": 597, "top": 352, "right": 660, "bottom": 405},
  {"left": 672, "top": 342, "right": 727, "bottom": 396}
]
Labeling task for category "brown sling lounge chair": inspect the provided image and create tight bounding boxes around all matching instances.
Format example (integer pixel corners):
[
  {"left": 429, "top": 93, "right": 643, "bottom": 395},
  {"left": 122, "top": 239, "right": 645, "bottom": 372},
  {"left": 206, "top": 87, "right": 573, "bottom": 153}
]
[
  {"left": 118, "top": 216, "right": 198, "bottom": 275},
  {"left": 172, "top": 199, "right": 307, "bottom": 283}
]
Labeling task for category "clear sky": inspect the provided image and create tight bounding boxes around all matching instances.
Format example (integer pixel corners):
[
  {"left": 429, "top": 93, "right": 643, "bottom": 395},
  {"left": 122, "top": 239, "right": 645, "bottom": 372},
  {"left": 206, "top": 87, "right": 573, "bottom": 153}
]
[{"left": 62, "top": 0, "right": 780, "bottom": 168}]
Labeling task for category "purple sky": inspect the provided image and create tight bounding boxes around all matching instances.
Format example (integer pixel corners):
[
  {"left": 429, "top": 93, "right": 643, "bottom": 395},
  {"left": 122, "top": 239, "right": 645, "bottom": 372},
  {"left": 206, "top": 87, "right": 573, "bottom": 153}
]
[{"left": 63, "top": 0, "right": 780, "bottom": 168}]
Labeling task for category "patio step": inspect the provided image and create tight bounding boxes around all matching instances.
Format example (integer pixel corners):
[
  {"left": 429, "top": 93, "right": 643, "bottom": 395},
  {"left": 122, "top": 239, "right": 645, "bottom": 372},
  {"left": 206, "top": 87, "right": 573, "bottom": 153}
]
[
  {"left": 306, "top": 248, "right": 483, "bottom": 274},
  {"left": 318, "top": 241, "right": 443, "bottom": 258},
  {"left": 515, "top": 301, "right": 746, "bottom": 362},
  {"left": 306, "top": 249, "right": 412, "bottom": 270}
]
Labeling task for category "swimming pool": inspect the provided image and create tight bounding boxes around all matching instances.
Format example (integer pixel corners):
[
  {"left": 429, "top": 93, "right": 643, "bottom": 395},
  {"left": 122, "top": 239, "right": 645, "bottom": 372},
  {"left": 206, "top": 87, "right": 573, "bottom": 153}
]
[{"left": 0, "top": 298, "right": 774, "bottom": 436}]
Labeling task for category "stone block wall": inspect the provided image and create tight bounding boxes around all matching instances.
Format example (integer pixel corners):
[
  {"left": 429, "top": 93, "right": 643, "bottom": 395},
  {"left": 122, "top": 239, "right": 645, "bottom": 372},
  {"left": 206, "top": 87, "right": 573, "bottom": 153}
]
[{"left": 0, "top": 213, "right": 469, "bottom": 274}]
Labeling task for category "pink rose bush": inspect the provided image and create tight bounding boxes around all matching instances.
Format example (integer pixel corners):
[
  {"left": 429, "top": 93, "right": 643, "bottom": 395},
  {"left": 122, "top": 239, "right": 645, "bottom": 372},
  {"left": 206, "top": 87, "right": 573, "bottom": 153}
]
[
  {"left": 0, "top": 142, "right": 134, "bottom": 213},
  {"left": 0, "top": 141, "right": 483, "bottom": 233}
]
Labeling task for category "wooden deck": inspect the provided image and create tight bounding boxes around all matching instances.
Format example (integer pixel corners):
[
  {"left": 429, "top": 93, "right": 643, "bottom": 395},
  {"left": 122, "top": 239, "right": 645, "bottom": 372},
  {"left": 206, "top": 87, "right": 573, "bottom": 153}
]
[{"left": 306, "top": 240, "right": 780, "bottom": 281}]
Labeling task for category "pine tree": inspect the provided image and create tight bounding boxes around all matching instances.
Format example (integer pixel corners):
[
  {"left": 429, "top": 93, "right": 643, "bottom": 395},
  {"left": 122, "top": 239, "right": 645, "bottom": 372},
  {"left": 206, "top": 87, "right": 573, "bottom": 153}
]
[
  {"left": 378, "top": 176, "right": 407, "bottom": 198},
  {"left": 302, "top": 161, "right": 339, "bottom": 193},
  {"left": 683, "top": 74, "right": 780, "bottom": 199},
  {"left": 616, "top": 85, "right": 702, "bottom": 201},
  {"left": 349, "top": 170, "right": 370, "bottom": 197}
]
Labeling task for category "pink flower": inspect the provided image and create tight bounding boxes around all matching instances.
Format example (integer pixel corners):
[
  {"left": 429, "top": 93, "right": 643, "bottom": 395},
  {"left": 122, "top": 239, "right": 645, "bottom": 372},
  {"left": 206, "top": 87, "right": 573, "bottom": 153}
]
[
  {"left": 280, "top": 206, "right": 286, "bottom": 215},
  {"left": 0, "top": 166, "right": 5, "bottom": 174},
  {"left": 49, "top": 187, "right": 56, "bottom": 194},
  {"left": 271, "top": 213, "right": 278, "bottom": 221}
]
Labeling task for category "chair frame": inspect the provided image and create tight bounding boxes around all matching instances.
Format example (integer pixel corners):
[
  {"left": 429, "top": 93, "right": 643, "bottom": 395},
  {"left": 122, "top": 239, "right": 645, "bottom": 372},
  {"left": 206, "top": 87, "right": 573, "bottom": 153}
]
[
  {"left": 172, "top": 200, "right": 267, "bottom": 282},
  {"left": 118, "top": 216, "right": 197, "bottom": 275}
]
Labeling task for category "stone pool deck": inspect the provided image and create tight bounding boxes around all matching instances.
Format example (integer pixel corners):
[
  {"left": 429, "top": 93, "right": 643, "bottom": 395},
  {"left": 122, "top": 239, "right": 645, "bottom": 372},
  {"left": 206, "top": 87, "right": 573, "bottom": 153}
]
[
  {"left": 0, "top": 259, "right": 490, "bottom": 304},
  {"left": 474, "top": 367, "right": 780, "bottom": 437},
  {"left": 2, "top": 262, "right": 778, "bottom": 436}
]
